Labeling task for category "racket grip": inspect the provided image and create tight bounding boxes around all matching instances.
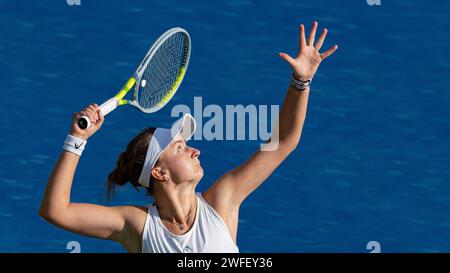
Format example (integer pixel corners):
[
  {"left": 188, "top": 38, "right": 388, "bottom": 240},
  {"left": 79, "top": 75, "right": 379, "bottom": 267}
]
[
  {"left": 77, "top": 98, "right": 119, "bottom": 130},
  {"left": 99, "top": 97, "right": 119, "bottom": 116}
]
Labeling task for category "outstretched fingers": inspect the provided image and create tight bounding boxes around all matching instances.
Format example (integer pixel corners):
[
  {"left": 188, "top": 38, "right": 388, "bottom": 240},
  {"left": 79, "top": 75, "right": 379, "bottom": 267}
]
[
  {"left": 315, "top": 28, "right": 328, "bottom": 51},
  {"left": 320, "top": 45, "right": 338, "bottom": 60},
  {"left": 308, "top": 21, "right": 318, "bottom": 46},
  {"left": 299, "top": 24, "right": 307, "bottom": 52}
]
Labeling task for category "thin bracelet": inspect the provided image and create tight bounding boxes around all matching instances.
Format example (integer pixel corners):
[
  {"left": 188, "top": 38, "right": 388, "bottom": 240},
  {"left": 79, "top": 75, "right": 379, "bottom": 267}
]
[{"left": 290, "top": 73, "right": 312, "bottom": 92}]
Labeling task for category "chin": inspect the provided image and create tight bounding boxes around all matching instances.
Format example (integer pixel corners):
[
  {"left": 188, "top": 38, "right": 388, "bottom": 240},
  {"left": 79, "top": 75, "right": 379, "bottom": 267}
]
[{"left": 196, "top": 167, "right": 204, "bottom": 179}]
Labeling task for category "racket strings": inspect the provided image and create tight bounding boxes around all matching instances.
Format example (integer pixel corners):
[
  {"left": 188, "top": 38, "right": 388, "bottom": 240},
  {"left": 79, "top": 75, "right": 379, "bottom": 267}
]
[{"left": 138, "top": 32, "right": 188, "bottom": 109}]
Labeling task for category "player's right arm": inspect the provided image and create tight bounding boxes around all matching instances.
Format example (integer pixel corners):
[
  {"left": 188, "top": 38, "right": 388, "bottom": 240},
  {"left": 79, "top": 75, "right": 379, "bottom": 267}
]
[{"left": 39, "top": 104, "right": 144, "bottom": 250}]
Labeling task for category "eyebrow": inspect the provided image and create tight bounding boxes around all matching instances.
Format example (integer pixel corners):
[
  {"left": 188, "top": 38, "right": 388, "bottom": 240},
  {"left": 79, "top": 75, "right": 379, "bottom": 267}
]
[{"left": 170, "top": 139, "right": 184, "bottom": 148}]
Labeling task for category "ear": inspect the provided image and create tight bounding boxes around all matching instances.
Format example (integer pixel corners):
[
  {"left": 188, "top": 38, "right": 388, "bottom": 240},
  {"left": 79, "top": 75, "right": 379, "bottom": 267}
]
[{"left": 151, "top": 167, "right": 168, "bottom": 182}]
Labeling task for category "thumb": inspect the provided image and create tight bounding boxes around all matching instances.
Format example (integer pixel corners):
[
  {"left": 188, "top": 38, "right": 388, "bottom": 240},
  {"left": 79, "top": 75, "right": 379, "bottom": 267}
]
[{"left": 279, "top": 52, "right": 295, "bottom": 67}]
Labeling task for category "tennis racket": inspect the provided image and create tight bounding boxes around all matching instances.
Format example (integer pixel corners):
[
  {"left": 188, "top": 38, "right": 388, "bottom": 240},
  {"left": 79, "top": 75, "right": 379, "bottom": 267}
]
[{"left": 77, "top": 27, "right": 191, "bottom": 129}]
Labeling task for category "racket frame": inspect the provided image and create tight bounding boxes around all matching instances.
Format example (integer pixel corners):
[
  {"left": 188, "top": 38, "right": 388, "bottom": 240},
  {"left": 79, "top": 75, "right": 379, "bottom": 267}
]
[
  {"left": 78, "top": 27, "right": 191, "bottom": 129},
  {"left": 131, "top": 27, "right": 191, "bottom": 113}
]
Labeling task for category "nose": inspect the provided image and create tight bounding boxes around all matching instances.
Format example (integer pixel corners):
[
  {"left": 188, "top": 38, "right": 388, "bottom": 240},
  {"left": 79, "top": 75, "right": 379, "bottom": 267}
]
[{"left": 190, "top": 147, "right": 200, "bottom": 159}]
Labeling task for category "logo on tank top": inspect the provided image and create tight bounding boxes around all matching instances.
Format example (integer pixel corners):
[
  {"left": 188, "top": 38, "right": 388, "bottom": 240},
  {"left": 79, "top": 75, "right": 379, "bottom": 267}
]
[{"left": 183, "top": 246, "right": 192, "bottom": 253}]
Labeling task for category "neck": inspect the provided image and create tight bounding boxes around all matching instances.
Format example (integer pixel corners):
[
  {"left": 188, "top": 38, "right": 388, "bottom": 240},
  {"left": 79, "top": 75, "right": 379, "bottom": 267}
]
[{"left": 154, "top": 184, "right": 197, "bottom": 225}]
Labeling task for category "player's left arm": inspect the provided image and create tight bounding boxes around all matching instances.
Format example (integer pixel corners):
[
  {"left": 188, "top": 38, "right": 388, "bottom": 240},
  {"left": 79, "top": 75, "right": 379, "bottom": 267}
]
[{"left": 205, "top": 21, "right": 338, "bottom": 210}]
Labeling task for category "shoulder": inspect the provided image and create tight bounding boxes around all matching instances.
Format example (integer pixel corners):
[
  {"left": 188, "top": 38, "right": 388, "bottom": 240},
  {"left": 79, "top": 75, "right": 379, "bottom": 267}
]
[
  {"left": 114, "top": 205, "right": 149, "bottom": 252},
  {"left": 119, "top": 205, "right": 148, "bottom": 218},
  {"left": 200, "top": 191, "right": 239, "bottom": 244},
  {"left": 198, "top": 191, "right": 236, "bottom": 220},
  {"left": 202, "top": 174, "right": 240, "bottom": 214},
  {"left": 119, "top": 205, "right": 149, "bottom": 231},
  {"left": 201, "top": 188, "right": 239, "bottom": 219}
]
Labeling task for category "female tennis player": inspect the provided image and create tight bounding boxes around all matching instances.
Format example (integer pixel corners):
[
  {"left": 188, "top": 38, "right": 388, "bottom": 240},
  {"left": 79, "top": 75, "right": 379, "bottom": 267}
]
[{"left": 39, "top": 22, "right": 337, "bottom": 253}]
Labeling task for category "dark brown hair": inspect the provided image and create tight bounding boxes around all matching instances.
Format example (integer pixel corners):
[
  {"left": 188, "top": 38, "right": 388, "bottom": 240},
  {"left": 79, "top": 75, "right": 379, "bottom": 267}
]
[{"left": 106, "top": 127, "right": 159, "bottom": 201}]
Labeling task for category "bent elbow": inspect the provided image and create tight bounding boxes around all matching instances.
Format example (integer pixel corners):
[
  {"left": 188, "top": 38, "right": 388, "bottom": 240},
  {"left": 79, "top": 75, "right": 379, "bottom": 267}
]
[
  {"left": 38, "top": 206, "right": 53, "bottom": 222},
  {"left": 289, "top": 139, "right": 300, "bottom": 152},
  {"left": 280, "top": 139, "right": 299, "bottom": 154},
  {"left": 38, "top": 205, "right": 64, "bottom": 225}
]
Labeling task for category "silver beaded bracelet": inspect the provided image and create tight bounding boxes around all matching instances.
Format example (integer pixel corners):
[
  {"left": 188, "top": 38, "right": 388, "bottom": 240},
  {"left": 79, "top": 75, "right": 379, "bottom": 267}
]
[{"left": 290, "top": 73, "right": 312, "bottom": 92}]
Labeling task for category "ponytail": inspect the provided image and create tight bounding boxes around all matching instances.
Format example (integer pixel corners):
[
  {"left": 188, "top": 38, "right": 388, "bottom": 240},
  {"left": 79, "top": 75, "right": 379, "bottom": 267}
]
[{"left": 106, "top": 127, "right": 157, "bottom": 201}]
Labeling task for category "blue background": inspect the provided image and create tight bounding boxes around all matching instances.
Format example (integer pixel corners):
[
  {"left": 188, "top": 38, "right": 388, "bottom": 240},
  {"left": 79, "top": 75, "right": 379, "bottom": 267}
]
[{"left": 0, "top": 0, "right": 449, "bottom": 252}]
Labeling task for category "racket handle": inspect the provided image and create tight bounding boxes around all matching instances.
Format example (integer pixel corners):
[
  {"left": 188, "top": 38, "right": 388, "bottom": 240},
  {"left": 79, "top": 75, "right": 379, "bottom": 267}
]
[{"left": 77, "top": 98, "right": 119, "bottom": 129}]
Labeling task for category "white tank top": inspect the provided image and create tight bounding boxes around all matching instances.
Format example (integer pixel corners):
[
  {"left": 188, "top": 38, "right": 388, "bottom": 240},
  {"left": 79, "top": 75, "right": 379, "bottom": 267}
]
[{"left": 141, "top": 192, "right": 239, "bottom": 253}]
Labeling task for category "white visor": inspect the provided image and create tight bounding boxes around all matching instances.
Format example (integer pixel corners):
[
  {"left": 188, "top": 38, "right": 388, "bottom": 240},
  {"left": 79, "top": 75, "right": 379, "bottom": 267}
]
[{"left": 138, "top": 113, "right": 196, "bottom": 188}]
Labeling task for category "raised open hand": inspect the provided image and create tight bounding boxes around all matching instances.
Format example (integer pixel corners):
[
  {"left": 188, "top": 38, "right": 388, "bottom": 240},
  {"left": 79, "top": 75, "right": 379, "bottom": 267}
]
[{"left": 279, "top": 21, "right": 338, "bottom": 81}]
